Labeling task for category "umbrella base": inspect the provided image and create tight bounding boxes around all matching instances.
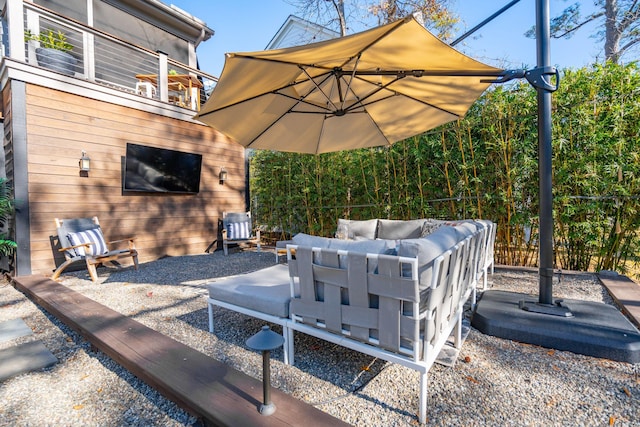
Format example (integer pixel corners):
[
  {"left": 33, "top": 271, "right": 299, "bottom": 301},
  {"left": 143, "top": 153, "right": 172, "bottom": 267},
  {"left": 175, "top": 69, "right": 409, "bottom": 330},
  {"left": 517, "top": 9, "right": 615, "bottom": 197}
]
[
  {"left": 519, "top": 299, "right": 573, "bottom": 317},
  {"left": 472, "top": 290, "right": 640, "bottom": 363}
]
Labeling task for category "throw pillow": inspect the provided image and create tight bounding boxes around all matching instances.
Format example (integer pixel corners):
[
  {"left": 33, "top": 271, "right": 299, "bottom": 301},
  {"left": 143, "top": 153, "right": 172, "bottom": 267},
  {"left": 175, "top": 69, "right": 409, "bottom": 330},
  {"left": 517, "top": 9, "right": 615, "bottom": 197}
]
[
  {"left": 336, "top": 218, "right": 378, "bottom": 239},
  {"left": 67, "top": 228, "right": 109, "bottom": 257},
  {"left": 377, "top": 219, "right": 425, "bottom": 240},
  {"left": 227, "top": 222, "right": 250, "bottom": 240},
  {"left": 420, "top": 219, "right": 444, "bottom": 237}
]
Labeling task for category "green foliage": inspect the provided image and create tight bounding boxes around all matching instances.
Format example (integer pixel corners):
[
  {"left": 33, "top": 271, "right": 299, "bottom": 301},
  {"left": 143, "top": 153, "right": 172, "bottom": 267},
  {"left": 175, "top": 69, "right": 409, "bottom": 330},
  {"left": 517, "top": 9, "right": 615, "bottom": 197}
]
[
  {"left": 24, "top": 29, "right": 73, "bottom": 53},
  {"left": 552, "top": 62, "right": 640, "bottom": 272},
  {"left": 0, "top": 178, "right": 17, "bottom": 257},
  {"left": 250, "top": 62, "right": 640, "bottom": 274}
]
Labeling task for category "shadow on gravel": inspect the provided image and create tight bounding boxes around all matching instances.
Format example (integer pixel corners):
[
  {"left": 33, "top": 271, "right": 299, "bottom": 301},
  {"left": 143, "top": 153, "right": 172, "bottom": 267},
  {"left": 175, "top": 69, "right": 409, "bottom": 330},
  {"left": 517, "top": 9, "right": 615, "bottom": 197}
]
[{"left": 195, "top": 305, "right": 394, "bottom": 408}]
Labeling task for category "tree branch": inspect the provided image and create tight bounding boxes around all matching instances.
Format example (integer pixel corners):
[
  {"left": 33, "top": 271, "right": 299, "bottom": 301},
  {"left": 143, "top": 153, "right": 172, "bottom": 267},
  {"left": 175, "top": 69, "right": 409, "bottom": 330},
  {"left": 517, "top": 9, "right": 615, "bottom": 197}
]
[
  {"left": 618, "top": 36, "right": 640, "bottom": 56},
  {"left": 619, "top": 0, "right": 640, "bottom": 32},
  {"left": 551, "top": 12, "right": 604, "bottom": 38}
]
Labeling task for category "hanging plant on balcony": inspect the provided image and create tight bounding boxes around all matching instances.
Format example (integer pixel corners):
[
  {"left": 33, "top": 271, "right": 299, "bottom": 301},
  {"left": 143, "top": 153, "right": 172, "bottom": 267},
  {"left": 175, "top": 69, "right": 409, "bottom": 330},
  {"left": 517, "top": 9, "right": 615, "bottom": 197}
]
[{"left": 24, "top": 29, "right": 77, "bottom": 76}]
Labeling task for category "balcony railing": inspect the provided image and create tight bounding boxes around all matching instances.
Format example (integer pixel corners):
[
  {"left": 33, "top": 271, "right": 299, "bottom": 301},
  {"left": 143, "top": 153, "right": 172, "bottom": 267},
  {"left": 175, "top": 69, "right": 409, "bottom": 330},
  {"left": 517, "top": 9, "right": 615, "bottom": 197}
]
[{"left": 13, "top": 1, "right": 217, "bottom": 112}]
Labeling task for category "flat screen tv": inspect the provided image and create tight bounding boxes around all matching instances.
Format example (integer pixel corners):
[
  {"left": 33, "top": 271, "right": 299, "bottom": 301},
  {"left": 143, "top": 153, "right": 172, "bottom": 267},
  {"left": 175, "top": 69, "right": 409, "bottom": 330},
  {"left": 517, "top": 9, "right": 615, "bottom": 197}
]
[{"left": 123, "top": 143, "right": 202, "bottom": 194}]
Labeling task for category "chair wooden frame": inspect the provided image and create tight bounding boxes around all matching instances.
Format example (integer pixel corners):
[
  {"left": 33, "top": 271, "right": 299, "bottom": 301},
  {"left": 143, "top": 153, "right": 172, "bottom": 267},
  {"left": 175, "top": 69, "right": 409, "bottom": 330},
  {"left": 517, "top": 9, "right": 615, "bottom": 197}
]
[{"left": 52, "top": 217, "right": 138, "bottom": 282}]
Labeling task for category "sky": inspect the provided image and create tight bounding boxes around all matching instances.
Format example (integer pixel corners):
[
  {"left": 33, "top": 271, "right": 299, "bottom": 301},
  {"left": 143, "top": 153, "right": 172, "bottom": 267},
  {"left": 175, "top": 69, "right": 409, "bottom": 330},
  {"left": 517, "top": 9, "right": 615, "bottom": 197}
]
[{"left": 168, "top": 0, "right": 602, "bottom": 79}]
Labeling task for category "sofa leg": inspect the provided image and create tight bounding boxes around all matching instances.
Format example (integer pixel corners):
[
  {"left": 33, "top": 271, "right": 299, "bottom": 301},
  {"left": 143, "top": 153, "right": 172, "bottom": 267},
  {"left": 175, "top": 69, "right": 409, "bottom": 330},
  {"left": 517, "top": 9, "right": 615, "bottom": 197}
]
[
  {"left": 208, "top": 302, "right": 214, "bottom": 333},
  {"left": 454, "top": 312, "right": 463, "bottom": 349},
  {"left": 282, "top": 325, "right": 290, "bottom": 365},
  {"left": 419, "top": 372, "right": 427, "bottom": 424},
  {"left": 470, "top": 286, "right": 477, "bottom": 310},
  {"left": 286, "top": 327, "right": 295, "bottom": 366}
]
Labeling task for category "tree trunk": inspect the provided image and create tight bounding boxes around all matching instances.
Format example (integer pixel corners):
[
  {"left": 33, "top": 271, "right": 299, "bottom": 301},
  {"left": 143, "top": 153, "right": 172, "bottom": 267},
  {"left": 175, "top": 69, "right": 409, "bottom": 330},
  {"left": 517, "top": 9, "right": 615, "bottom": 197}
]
[
  {"left": 331, "top": 0, "right": 347, "bottom": 36},
  {"left": 605, "top": 0, "right": 620, "bottom": 63}
]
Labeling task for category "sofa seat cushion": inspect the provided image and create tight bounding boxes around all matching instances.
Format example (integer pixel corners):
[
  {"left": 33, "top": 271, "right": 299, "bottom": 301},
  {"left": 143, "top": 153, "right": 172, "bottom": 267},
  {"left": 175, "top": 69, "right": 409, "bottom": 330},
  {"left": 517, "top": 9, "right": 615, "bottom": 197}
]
[
  {"left": 377, "top": 219, "right": 426, "bottom": 240},
  {"left": 207, "top": 264, "right": 292, "bottom": 318},
  {"left": 336, "top": 218, "right": 378, "bottom": 239}
]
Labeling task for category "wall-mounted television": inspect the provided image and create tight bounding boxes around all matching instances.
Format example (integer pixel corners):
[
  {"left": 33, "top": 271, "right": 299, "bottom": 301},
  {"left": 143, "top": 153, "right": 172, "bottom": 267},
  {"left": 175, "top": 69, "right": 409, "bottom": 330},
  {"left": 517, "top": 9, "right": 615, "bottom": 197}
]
[{"left": 123, "top": 143, "right": 202, "bottom": 194}]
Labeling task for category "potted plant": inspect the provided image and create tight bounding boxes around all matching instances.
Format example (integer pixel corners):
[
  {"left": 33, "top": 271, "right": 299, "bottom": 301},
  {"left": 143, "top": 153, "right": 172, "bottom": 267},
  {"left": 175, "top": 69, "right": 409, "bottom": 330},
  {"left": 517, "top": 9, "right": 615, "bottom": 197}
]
[{"left": 24, "top": 29, "right": 76, "bottom": 76}]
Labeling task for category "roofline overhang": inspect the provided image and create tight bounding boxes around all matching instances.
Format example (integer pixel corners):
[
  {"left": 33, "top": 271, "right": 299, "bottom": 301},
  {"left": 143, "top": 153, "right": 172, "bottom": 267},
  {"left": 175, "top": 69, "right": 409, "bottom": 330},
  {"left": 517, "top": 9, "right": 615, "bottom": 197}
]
[{"left": 105, "top": 0, "right": 214, "bottom": 43}]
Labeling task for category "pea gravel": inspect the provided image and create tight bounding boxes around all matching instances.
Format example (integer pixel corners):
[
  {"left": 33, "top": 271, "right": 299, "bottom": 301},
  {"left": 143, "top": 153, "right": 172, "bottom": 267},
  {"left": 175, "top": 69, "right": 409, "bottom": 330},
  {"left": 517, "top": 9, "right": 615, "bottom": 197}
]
[{"left": 1, "top": 250, "right": 639, "bottom": 426}]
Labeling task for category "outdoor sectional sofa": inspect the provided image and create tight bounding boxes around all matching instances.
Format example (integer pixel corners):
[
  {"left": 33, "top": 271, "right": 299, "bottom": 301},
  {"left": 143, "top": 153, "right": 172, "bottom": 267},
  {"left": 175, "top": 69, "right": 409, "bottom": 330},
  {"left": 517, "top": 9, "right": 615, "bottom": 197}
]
[{"left": 206, "top": 218, "right": 496, "bottom": 423}]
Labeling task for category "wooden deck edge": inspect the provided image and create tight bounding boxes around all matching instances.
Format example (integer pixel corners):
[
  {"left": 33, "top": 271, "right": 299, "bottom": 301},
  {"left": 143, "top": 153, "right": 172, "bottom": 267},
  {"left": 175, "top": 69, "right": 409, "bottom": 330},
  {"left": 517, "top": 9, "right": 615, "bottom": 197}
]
[
  {"left": 597, "top": 271, "right": 640, "bottom": 329},
  {"left": 12, "top": 274, "right": 350, "bottom": 427}
]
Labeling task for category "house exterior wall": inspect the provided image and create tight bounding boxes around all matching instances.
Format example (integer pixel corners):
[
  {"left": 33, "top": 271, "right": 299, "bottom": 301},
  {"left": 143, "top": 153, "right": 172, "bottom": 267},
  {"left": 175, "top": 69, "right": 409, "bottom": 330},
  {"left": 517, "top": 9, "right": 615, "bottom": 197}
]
[
  {"left": 266, "top": 15, "right": 339, "bottom": 49},
  {"left": 15, "top": 82, "right": 246, "bottom": 276}
]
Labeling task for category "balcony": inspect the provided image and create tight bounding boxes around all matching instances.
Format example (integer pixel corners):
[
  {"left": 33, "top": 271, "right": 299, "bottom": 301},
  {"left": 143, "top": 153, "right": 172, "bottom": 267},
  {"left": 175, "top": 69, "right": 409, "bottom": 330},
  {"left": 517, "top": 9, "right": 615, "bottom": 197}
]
[{"left": 4, "top": 1, "right": 216, "bottom": 113}]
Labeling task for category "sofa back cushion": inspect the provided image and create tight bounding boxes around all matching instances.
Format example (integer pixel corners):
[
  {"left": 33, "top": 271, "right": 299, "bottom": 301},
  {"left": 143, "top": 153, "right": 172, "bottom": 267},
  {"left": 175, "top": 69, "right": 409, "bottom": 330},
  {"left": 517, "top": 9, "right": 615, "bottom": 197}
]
[
  {"left": 377, "top": 219, "right": 426, "bottom": 240},
  {"left": 336, "top": 218, "right": 378, "bottom": 239},
  {"left": 328, "top": 237, "right": 395, "bottom": 254},
  {"left": 292, "top": 233, "right": 332, "bottom": 249},
  {"left": 397, "top": 237, "right": 444, "bottom": 290},
  {"left": 292, "top": 232, "right": 393, "bottom": 255},
  {"left": 397, "top": 225, "right": 464, "bottom": 289}
]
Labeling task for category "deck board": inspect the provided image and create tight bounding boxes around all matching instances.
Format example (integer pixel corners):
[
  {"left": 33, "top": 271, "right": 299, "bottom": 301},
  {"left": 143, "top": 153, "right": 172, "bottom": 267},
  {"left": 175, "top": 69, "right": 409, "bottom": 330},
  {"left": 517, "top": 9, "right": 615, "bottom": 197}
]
[
  {"left": 598, "top": 271, "right": 640, "bottom": 328},
  {"left": 12, "top": 275, "right": 350, "bottom": 427}
]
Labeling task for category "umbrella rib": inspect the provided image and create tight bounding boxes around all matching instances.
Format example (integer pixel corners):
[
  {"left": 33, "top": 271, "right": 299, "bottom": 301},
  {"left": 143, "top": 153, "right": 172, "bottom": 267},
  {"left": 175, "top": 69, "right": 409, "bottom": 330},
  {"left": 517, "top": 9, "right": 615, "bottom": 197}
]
[
  {"left": 359, "top": 91, "right": 461, "bottom": 118},
  {"left": 244, "top": 107, "right": 294, "bottom": 149},
  {"left": 298, "top": 66, "right": 340, "bottom": 112},
  {"left": 338, "top": 73, "right": 403, "bottom": 114},
  {"left": 277, "top": 92, "right": 332, "bottom": 114},
  {"left": 339, "top": 55, "right": 361, "bottom": 111},
  {"left": 244, "top": 71, "right": 343, "bottom": 148},
  {"left": 343, "top": 73, "right": 468, "bottom": 118}
]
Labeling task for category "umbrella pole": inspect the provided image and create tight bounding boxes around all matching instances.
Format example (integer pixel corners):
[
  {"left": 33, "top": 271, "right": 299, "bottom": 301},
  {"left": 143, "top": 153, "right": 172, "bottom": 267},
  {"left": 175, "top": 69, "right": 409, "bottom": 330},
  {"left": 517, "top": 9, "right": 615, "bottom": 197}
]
[
  {"left": 472, "top": 1, "right": 638, "bottom": 365},
  {"left": 518, "top": 0, "right": 572, "bottom": 316},
  {"left": 536, "top": 0, "right": 554, "bottom": 305}
]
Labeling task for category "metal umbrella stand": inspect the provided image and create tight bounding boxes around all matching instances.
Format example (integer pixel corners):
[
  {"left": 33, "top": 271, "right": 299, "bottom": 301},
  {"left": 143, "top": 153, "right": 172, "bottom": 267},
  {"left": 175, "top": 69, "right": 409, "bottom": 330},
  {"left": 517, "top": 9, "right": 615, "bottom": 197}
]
[{"left": 472, "top": 0, "right": 640, "bottom": 364}]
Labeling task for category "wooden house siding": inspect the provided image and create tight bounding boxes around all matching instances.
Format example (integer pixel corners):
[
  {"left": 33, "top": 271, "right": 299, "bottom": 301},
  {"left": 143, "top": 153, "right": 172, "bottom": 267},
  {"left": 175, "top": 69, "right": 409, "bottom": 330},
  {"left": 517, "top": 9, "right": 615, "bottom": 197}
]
[{"left": 22, "top": 83, "right": 246, "bottom": 276}]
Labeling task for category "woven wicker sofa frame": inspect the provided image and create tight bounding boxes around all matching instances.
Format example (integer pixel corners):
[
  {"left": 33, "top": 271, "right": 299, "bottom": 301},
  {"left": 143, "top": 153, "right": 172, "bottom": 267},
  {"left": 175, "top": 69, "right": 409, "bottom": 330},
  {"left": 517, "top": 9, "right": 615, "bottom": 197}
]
[{"left": 207, "top": 227, "right": 485, "bottom": 423}]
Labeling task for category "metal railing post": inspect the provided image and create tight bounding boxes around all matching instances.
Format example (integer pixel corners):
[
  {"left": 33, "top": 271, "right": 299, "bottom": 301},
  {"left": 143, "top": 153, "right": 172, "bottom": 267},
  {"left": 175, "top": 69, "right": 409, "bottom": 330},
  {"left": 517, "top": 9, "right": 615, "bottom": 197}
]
[
  {"left": 9, "top": 0, "right": 27, "bottom": 62},
  {"left": 84, "top": 32, "right": 95, "bottom": 80},
  {"left": 157, "top": 50, "right": 168, "bottom": 103}
]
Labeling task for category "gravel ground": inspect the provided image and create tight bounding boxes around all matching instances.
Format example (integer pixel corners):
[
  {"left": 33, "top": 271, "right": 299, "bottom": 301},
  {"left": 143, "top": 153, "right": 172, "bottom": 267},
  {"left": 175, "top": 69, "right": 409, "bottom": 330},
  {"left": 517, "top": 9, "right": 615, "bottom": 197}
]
[{"left": 1, "top": 249, "right": 639, "bottom": 426}]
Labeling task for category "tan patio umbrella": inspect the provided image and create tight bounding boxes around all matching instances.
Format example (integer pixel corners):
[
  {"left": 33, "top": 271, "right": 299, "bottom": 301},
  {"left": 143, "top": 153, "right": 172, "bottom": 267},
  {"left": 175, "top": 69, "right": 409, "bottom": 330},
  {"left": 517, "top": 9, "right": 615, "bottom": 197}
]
[{"left": 195, "top": 16, "right": 505, "bottom": 154}]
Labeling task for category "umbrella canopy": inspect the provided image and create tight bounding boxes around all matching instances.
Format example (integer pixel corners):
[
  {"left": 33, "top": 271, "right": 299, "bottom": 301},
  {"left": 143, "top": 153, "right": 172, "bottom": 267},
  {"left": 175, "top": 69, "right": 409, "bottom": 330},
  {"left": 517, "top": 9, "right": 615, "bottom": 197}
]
[{"left": 196, "top": 16, "right": 504, "bottom": 154}]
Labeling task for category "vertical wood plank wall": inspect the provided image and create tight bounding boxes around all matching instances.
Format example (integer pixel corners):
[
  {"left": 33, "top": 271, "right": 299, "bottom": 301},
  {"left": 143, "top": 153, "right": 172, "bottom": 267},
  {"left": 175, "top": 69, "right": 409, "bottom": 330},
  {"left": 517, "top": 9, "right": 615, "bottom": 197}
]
[{"left": 24, "top": 84, "right": 246, "bottom": 276}]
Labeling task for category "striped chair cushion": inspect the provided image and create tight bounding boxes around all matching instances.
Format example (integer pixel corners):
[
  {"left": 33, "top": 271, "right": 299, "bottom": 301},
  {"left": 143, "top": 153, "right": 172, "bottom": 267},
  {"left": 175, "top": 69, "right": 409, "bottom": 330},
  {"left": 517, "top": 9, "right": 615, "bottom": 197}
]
[
  {"left": 67, "top": 228, "right": 109, "bottom": 256},
  {"left": 227, "top": 222, "right": 250, "bottom": 240}
]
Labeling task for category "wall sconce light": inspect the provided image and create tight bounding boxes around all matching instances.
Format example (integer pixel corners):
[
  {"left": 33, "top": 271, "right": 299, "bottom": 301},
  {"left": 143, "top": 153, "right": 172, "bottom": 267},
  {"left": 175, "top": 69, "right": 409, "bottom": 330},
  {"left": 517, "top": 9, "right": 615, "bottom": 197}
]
[
  {"left": 219, "top": 167, "right": 227, "bottom": 184},
  {"left": 79, "top": 150, "right": 91, "bottom": 172}
]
